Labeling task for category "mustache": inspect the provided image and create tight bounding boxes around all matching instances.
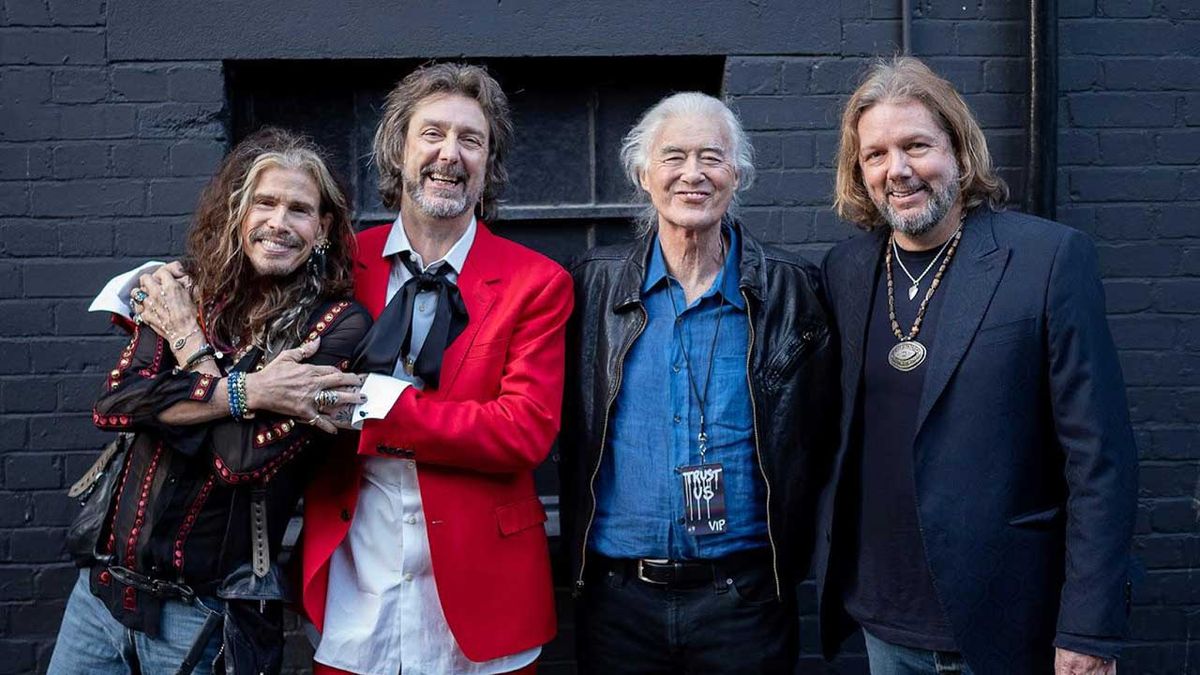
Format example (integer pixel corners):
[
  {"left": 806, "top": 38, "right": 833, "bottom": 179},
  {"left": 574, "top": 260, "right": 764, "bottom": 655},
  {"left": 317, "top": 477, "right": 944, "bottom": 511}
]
[
  {"left": 421, "top": 164, "right": 467, "bottom": 181},
  {"left": 248, "top": 227, "right": 303, "bottom": 247},
  {"left": 887, "top": 180, "right": 928, "bottom": 195}
]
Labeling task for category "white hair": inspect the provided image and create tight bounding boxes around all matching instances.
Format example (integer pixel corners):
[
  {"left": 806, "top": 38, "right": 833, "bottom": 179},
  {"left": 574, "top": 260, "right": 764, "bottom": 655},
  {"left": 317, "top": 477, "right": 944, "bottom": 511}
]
[{"left": 619, "top": 92, "right": 756, "bottom": 234}]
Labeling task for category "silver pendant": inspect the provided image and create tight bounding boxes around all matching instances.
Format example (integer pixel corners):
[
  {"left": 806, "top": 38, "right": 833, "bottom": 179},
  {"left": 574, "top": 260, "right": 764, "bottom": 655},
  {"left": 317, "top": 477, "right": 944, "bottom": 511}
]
[
  {"left": 888, "top": 340, "right": 926, "bottom": 371},
  {"left": 908, "top": 284, "right": 919, "bottom": 301}
]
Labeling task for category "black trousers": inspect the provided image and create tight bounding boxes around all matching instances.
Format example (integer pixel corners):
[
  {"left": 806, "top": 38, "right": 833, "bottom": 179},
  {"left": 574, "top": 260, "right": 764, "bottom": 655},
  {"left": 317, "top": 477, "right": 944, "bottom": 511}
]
[{"left": 575, "top": 554, "right": 798, "bottom": 674}]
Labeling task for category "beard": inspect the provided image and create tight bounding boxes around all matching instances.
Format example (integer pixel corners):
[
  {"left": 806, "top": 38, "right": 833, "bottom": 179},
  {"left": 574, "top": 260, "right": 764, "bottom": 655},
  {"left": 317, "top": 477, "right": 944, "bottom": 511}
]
[
  {"left": 875, "top": 163, "right": 960, "bottom": 237},
  {"left": 402, "top": 163, "right": 483, "bottom": 219}
]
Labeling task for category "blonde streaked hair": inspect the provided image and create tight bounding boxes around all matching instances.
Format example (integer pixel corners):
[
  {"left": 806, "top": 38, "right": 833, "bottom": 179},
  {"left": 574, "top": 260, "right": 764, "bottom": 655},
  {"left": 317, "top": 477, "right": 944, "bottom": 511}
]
[
  {"left": 185, "top": 128, "right": 355, "bottom": 357},
  {"left": 834, "top": 56, "right": 1009, "bottom": 229}
]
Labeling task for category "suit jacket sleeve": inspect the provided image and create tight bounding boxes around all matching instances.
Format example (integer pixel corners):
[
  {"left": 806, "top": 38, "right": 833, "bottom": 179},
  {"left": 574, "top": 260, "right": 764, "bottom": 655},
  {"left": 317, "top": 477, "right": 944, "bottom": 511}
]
[
  {"left": 358, "top": 267, "right": 574, "bottom": 473},
  {"left": 1046, "top": 229, "right": 1137, "bottom": 656}
]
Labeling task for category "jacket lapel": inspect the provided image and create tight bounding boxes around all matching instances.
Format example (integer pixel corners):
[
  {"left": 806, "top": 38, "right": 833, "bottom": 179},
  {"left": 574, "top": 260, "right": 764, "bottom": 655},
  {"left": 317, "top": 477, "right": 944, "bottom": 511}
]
[
  {"left": 841, "top": 229, "right": 887, "bottom": 416},
  {"left": 433, "top": 225, "right": 500, "bottom": 396},
  {"left": 914, "top": 210, "right": 1009, "bottom": 434}
]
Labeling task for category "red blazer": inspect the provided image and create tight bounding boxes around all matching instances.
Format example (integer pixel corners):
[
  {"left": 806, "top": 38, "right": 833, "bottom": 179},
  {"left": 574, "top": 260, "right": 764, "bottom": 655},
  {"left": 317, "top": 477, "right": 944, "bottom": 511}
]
[{"left": 301, "top": 222, "right": 571, "bottom": 662}]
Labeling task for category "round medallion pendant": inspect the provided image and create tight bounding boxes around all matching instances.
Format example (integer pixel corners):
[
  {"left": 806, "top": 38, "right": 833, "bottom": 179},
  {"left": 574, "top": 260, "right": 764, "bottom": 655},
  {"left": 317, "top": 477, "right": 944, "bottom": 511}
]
[{"left": 888, "top": 340, "right": 927, "bottom": 372}]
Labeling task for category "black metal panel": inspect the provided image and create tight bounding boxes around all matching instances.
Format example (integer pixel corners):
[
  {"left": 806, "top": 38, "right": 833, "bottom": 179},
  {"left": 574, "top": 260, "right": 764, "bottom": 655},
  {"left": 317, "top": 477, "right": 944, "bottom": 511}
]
[
  {"left": 109, "top": 0, "right": 841, "bottom": 61},
  {"left": 228, "top": 57, "right": 723, "bottom": 225}
]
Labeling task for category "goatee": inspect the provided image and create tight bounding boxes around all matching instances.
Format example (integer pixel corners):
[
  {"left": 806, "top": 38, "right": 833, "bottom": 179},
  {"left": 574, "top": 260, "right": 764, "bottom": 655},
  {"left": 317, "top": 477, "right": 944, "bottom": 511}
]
[
  {"left": 402, "top": 164, "right": 481, "bottom": 219},
  {"left": 878, "top": 165, "right": 961, "bottom": 237}
]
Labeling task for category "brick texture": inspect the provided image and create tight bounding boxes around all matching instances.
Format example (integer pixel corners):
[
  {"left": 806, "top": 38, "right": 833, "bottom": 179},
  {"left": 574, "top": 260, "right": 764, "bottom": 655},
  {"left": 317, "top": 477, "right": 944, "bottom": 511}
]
[
  {"left": 1, "top": 1, "right": 1196, "bottom": 674},
  {"left": 0, "top": 2, "right": 225, "bottom": 672}
]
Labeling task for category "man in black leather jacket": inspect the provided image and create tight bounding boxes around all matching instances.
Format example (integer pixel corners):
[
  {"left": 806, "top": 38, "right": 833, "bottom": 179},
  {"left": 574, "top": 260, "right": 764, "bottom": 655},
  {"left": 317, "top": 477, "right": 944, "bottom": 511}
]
[{"left": 560, "top": 92, "right": 838, "bottom": 674}]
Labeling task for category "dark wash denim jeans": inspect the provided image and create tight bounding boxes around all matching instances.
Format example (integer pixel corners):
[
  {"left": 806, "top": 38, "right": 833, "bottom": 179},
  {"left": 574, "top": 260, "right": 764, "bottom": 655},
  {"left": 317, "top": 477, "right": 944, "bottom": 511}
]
[
  {"left": 576, "top": 555, "right": 798, "bottom": 674},
  {"left": 863, "top": 630, "right": 975, "bottom": 675}
]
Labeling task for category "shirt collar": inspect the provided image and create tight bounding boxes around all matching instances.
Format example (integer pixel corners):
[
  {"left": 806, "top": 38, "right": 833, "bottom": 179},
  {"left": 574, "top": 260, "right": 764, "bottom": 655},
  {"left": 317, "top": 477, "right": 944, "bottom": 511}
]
[
  {"left": 382, "top": 213, "right": 477, "bottom": 274},
  {"left": 643, "top": 223, "right": 744, "bottom": 309}
]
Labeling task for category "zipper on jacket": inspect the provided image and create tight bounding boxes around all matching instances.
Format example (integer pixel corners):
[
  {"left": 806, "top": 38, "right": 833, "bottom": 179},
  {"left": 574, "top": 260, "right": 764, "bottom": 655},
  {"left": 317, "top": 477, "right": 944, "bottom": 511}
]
[
  {"left": 743, "top": 289, "right": 783, "bottom": 599},
  {"left": 575, "top": 305, "right": 648, "bottom": 595}
]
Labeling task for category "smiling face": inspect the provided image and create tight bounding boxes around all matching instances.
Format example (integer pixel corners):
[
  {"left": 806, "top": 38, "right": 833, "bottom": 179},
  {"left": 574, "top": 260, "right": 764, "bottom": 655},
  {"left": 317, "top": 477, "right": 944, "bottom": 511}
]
[
  {"left": 239, "top": 165, "right": 329, "bottom": 277},
  {"left": 640, "top": 113, "right": 739, "bottom": 234},
  {"left": 857, "top": 98, "right": 962, "bottom": 237},
  {"left": 400, "top": 93, "right": 489, "bottom": 220}
]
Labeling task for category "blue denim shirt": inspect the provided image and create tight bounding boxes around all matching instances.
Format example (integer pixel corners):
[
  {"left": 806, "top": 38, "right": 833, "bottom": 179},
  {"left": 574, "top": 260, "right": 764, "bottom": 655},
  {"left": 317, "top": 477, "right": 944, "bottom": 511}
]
[{"left": 590, "top": 225, "right": 768, "bottom": 560}]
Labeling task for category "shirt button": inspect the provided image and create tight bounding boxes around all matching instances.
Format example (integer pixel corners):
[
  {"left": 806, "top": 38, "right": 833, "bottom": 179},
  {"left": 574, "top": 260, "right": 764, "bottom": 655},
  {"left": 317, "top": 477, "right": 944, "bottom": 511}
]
[
  {"left": 405, "top": 515, "right": 417, "bottom": 525},
  {"left": 403, "top": 573, "right": 414, "bottom": 582},
  {"left": 672, "top": 364, "right": 681, "bottom": 373},
  {"left": 407, "top": 460, "right": 415, "bottom": 469},
  {"left": 417, "top": 303, "right": 427, "bottom": 312},
  {"left": 673, "top": 415, "right": 681, "bottom": 424}
]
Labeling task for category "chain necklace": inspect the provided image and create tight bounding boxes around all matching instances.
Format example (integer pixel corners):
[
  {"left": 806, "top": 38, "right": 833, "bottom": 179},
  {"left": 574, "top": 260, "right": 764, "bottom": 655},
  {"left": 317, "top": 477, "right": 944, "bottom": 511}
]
[
  {"left": 892, "top": 229, "right": 958, "bottom": 301},
  {"left": 885, "top": 216, "right": 964, "bottom": 372}
]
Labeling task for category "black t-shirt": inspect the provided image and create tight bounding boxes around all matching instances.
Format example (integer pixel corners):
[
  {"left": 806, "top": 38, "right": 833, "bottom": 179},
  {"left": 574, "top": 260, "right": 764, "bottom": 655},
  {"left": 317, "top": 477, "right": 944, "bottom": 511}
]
[{"left": 843, "top": 242, "right": 957, "bottom": 650}]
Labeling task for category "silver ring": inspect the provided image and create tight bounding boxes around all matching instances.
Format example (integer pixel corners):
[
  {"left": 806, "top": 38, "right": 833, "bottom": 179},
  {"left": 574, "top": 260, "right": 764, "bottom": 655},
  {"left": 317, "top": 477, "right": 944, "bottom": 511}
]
[
  {"left": 131, "top": 288, "right": 148, "bottom": 303},
  {"left": 132, "top": 313, "right": 144, "bottom": 325},
  {"left": 305, "top": 414, "right": 321, "bottom": 425},
  {"left": 313, "top": 390, "right": 338, "bottom": 408}
]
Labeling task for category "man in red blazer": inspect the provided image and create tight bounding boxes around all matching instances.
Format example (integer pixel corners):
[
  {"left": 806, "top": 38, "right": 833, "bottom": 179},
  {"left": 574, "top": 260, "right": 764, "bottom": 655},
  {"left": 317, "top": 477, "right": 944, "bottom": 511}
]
[{"left": 301, "top": 62, "right": 571, "bottom": 675}]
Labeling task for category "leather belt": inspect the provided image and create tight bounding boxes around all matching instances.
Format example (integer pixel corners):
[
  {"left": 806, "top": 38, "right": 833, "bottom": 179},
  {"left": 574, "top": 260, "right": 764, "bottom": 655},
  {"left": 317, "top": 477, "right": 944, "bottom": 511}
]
[
  {"left": 250, "top": 488, "right": 270, "bottom": 578},
  {"left": 595, "top": 548, "right": 771, "bottom": 589},
  {"left": 106, "top": 565, "right": 196, "bottom": 603}
]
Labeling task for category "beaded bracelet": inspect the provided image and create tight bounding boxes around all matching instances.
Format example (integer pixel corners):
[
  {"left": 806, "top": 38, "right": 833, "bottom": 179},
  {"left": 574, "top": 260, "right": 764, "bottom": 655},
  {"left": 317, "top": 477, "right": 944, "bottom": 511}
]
[{"left": 227, "top": 371, "right": 249, "bottom": 420}]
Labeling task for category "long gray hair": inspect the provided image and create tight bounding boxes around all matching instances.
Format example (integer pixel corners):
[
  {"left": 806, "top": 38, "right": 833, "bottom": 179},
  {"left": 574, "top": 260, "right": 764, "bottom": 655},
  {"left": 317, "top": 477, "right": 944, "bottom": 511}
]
[{"left": 619, "top": 92, "right": 756, "bottom": 234}]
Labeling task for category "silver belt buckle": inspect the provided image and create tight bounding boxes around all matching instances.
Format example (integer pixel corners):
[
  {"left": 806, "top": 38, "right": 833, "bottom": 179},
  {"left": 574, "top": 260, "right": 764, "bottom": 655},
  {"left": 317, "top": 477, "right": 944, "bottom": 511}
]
[{"left": 636, "top": 558, "right": 670, "bottom": 585}]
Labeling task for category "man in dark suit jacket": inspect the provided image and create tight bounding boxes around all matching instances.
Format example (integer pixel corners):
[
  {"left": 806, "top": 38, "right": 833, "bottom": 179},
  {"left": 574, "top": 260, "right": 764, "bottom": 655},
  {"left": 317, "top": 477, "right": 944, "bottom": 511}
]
[{"left": 816, "top": 57, "right": 1136, "bottom": 675}]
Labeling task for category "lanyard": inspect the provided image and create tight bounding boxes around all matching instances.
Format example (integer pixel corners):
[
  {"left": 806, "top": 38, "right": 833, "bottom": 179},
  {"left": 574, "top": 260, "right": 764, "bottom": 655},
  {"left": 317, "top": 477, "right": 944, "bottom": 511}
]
[{"left": 664, "top": 236, "right": 728, "bottom": 462}]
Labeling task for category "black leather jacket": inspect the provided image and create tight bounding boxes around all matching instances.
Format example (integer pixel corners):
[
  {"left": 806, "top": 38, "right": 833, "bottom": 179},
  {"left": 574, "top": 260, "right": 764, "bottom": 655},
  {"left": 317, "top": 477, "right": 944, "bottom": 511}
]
[{"left": 559, "top": 221, "right": 838, "bottom": 598}]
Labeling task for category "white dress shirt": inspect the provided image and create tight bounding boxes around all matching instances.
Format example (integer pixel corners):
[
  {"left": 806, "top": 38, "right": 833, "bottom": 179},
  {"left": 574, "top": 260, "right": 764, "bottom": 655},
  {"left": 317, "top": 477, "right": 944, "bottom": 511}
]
[{"left": 314, "top": 215, "right": 540, "bottom": 675}]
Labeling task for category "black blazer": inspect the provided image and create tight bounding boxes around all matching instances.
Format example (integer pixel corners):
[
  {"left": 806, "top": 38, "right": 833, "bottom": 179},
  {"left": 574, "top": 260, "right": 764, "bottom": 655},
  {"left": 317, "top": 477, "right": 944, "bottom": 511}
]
[{"left": 815, "top": 208, "right": 1137, "bottom": 674}]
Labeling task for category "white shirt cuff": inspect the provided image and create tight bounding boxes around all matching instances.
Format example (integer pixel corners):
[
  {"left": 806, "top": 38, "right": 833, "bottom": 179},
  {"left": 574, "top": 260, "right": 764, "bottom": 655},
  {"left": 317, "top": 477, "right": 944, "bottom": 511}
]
[
  {"left": 351, "top": 374, "right": 411, "bottom": 430},
  {"left": 88, "top": 260, "right": 166, "bottom": 317}
]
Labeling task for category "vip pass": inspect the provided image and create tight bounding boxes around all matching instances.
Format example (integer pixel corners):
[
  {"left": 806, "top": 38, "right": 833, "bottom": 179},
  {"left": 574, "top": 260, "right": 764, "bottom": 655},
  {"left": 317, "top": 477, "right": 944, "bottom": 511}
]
[
  {"left": 227, "top": 370, "right": 249, "bottom": 420},
  {"left": 885, "top": 217, "right": 964, "bottom": 372}
]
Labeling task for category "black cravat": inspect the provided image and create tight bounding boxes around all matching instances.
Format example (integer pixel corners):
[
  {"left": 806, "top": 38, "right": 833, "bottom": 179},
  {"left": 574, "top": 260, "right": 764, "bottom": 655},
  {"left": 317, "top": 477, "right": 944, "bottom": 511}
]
[{"left": 351, "top": 252, "right": 469, "bottom": 389}]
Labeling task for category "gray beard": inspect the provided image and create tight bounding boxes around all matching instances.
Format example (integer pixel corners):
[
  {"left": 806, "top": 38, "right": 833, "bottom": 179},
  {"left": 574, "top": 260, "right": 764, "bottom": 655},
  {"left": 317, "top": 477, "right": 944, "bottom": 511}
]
[
  {"left": 878, "top": 168, "right": 960, "bottom": 237},
  {"left": 402, "top": 174, "right": 480, "bottom": 219}
]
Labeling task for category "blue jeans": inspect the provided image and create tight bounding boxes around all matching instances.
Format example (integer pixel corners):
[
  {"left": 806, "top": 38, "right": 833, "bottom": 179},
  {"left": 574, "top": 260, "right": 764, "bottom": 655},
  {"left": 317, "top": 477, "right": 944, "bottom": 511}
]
[
  {"left": 47, "top": 570, "right": 224, "bottom": 675},
  {"left": 864, "top": 630, "right": 975, "bottom": 675}
]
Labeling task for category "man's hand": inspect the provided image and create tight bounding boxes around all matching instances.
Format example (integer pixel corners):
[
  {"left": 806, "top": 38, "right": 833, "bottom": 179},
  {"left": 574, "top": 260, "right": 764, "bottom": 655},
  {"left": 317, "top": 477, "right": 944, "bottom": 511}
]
[
  {"left": 1055, "top": 648, "right": 1116, "bottom": 675},
  {"left": 133, "top": 265, "right": 201, "bottom": 354},
  {"left": 328, "top": 400, "right": 359, "bottom": 431},
  {"left": 244, "top": 338, "right": 366, "bottom": 432}
]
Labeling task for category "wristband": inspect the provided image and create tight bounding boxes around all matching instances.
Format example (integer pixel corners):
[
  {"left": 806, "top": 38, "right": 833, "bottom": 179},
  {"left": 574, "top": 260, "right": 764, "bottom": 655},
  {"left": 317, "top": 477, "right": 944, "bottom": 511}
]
[
  {"left": 183, "top": 343, "right": 216, "bottom": 369},
  {"left": 227, "top": 371, "right": 249, "bottom": 420}
]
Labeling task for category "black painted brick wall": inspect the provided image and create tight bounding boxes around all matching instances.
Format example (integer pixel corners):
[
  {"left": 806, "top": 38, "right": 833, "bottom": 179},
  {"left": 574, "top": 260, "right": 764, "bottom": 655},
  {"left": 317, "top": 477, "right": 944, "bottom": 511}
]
[{"left": 1, "top": 1, "right": 1196, "bottom": 673}]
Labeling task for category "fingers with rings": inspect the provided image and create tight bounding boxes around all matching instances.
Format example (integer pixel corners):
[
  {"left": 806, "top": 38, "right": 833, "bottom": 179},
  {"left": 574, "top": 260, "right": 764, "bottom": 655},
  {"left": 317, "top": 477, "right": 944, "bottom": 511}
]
[
  {"left": 131, "top": 287, "right": 149, "bottom": 304},
  {"left": 313, "top": 389, "right": 339, "bottom": 409}
]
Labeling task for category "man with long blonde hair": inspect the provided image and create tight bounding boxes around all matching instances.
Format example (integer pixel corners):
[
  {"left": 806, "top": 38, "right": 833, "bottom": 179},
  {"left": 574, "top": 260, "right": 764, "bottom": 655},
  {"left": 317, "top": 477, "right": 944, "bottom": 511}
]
[
  {"left": 816, "top": 57, "right": 1136, "bottom": 675},
  {"left": 49, "top": 128, "right": 369, "bottom": 674}
]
